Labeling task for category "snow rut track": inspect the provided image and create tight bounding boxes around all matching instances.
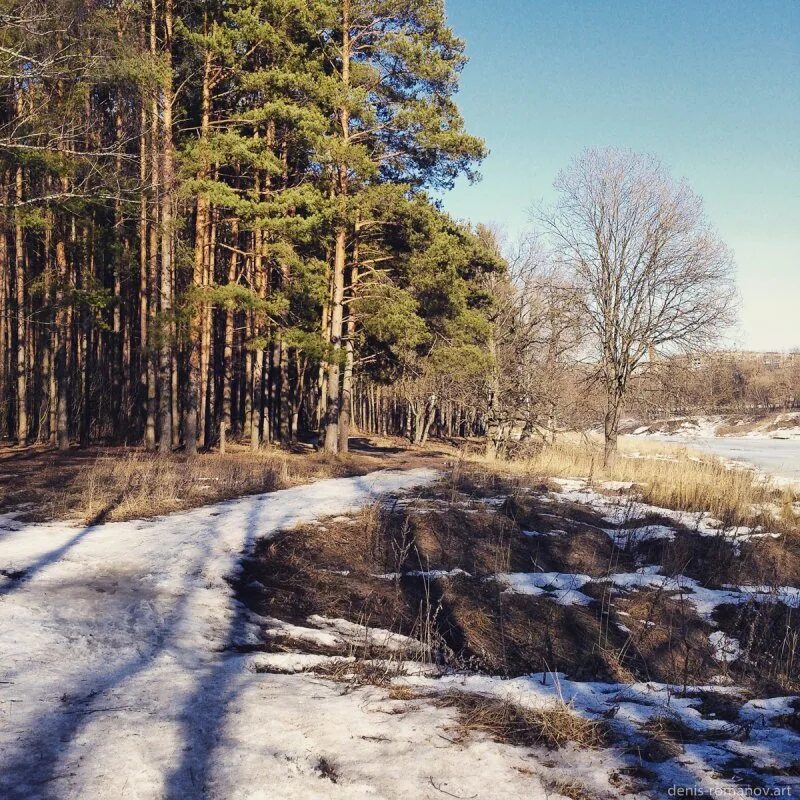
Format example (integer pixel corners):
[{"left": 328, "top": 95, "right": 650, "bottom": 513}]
[{"left": 0, "top": 468, "right": 437, "bottom": 800}]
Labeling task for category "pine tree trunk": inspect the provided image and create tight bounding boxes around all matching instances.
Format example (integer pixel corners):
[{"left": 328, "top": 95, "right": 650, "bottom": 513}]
[
  {"left": 316, "top": 291, "right": 330, "bottom": 430},
  {"left": 111, "top": 65, "right": 124, "bottom": 441},
  {"left": 291, "top": 352, "right": 305, "bottom": 442},
  {"left": 244, "top": 330, "right": 253, "bottom": 443},
  {"left": 338, "top": 253, "right": 358, "bottom": 453},
  {"left": 324, "top": 227, "right": 346, "bottom": 453},
  {"left": 14, "top": 163, "right": 27, "bottom": 445},
  {"left": 145, "top": 6, "right": 159, "bottom": 451},
  {"left": 219, "top": 219, "right": 238, "bottom": 454},
  {"left": 0, "top": 223, "right": 7, "bottom": 438},
  {"left": 279, "top": 337, "right": 290, "bottom": 444},
  {"left": 139, "top": 99, "right": 150, "bottom": 445},
  {"left": 185, "top": 49, "right": 212, "bottom": 455},
  {"left": 157, "top": 0, "right": 175, "bottom": 453},
  {"left": 323, "top": 1, "right": 350, "bottom": 454},
  {"left": 200, "top": 201, "right": 215, "bottom": 446},
  {"left": 251, "top": 347, "right": 263, "bottom": 450},
  {"left": 54, "top": 207, "right": 69, "bottom": 452}
]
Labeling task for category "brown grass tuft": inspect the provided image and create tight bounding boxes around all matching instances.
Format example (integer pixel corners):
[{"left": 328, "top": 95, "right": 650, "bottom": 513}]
[
  {"left": 543, "top": 779, "right": 600, "bottom": 800},
  {"left": 640, "top": 713, "right": 736, "bottom": 753},
  {"left": 312, "top": 657, "right": 410, "bottom": 688},
  {"left": 437, "top": 691, "right": 611, "bottom": 750}
]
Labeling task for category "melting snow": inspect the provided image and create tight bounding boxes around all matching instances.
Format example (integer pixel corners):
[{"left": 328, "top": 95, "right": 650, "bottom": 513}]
[
  {"left": 709, "top": 631, "right": 742, "bottom": 662},
  {"left": 552, "top": 478, "right": 779, "bottom": 543},
  {"left": 0, "top": 468, "right": 452, "bottom": 799},
  {"left": 494, "top": 571, "right": 594, "bottom": 606}
]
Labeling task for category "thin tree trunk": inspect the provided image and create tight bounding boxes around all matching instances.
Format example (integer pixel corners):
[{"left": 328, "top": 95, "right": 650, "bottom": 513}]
[
  {"left": 251, "top": 347, "right": 263, "bottom": 450},
  {"left": 323, "top": 0, "right": 350, "bottom": 454},
  {"left": 316, "top": 288, "right": 330, "bottom": 430},
  {"left": 14, "top": 160, "right": 26, "bottom": 445},
  {"left": 55, "top": 202, "right": 69, "bottom": 451},
  {"left": 277, "top": 337, "right": 290, "bottom": 444},
  {"left": 157, "top": 0, "right": 175, "bottom": 453},
  {"left": 484, "top": 328, "right": 500, "bottom": 459},
  {"left": 200, "top": 200, "right": 215, "bottom": 446},
  {"left": 338, "top": 232, "right": 358, "bottom": 453},
  {"left": 139, "top": 97, "right": 150, "bottom": 444},
  {"left": 111, "top": 21, "right": 125, "bottom": 441},
  {"left": 219, "top": 219, "right": 237, "bottom": 454},
  {"left": 145, "top": 4, "right": 159, "bottom": 451},
  {"left": 603, "top": 390, "right": 621, "bottom": 465}
]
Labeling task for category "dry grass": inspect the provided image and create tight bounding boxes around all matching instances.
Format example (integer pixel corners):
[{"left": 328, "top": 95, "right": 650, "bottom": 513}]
[
  {"left": 239, "top": 454, "right": 799, "bottom": 693},
  {"left": 312, "top": 658, "right": 412, "bottom": 688},
  {"left": 52, "top": 448, "right": 374, "bottom": 523},
  {"left": 0, "top": 437, "right": 452, "bottom": 524},
  {"left": 464, "top": 437, "right": 799, "bottom": 532},
  {"left": 436, "top": 691, "right": 610, "bottom": 750},
  {"left": 640, "top": 714, "right": 736, "bottom": 751},
  {"left": 543, "top": 779, "right": 599, "bottom": 800}
]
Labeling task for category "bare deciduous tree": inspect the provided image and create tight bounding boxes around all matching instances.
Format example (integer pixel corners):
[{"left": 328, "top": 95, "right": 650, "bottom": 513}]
[{"left": 539, "top": 148, "right": 737, "bottom": 462}]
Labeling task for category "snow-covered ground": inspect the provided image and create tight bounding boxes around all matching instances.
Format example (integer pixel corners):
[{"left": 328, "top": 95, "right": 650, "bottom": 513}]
[
  {"left": 628, "top": 412, "right": 800, "bottom": 441},
  {"left": 1, "top": 468, "right": 523, "bottom": 800},
  {"left": 2, "top": 465, "right": 798, "bottom": 799}
]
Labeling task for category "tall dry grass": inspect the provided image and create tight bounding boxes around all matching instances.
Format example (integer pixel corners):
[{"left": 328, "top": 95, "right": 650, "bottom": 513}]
[
  {"left": 58, "top": 449, "right": 368, "bottom": 523},
  {"left": 466, "top": 437, "right": 798, "bottom": 532}
]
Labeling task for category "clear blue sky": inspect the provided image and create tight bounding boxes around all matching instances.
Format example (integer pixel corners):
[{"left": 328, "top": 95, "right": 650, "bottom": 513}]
[{"left": 441, "top": 0, "right": 800, "bottom": 351}]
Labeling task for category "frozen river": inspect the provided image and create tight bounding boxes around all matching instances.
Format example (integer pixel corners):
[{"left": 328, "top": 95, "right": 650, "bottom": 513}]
[{"left": 623, "top": 435, "right": 800, "bottom": 483}]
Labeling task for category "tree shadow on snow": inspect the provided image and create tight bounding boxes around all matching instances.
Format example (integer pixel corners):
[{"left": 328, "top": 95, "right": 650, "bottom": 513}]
[
  {"left": 0, "top": 473, "right": 392, "bottom": 799},
  {"left": 0, "top": 499, "right": 232, "bottom": 799},
  {"left": 0, "top": 498, "right": 122, "bottom": 598}
]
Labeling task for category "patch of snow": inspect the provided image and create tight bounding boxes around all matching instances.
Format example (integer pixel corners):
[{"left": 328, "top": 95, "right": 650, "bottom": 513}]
[
  {"left": 550, "top": 477, "right": 587, "bottom": 492},
  {"left": 736, "top": 584, "right": 800, "bottom": 606},
  {"left": 598, "top": 480, "right": 635, "bottom": 491},
  {"left": 551, "top": 478, "right": 778, "bottom": 543},
  {"left": 401, "top": 670, "right": 800, "bottom": 794},
  {"left": 522, "top": 527, "right": 568, "bottom": 537},
  {"left": 489, "top": 566, "right": 800, "bottom": 620},
  {"left": 709, "top": 631, "right": 741, "bottom": 662},
  {"left": 494, "top": 572, "right": 594, "bottom": 606},
  {"left": 308, "top": 615, "right": 426, "bottom": 654},
  {"left": 629, "top": 416, "right": 724, "bottom": 440},
  {"left": 0, "top": 467, "right": 442, "bottom": 799},
  {"left": 604, "top": 523, "right": 677, "bottom": 547},
  {"left": 261, "top": 616, "right": 345, "bottom": 649},
  {"left": 248, "top": 652, "right": 347, "bottom": 674},
  {"left": 375, "top": 568, "right": 471, "bottom": 580}
]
